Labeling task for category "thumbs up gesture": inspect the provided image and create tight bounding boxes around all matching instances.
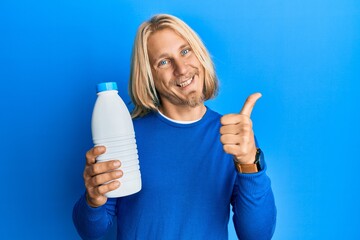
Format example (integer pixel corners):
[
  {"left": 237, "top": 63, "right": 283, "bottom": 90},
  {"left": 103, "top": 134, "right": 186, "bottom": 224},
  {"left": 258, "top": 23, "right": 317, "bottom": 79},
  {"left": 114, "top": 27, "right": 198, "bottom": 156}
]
[{"left": 220, "top": 93, "right": 262, "bottom": 164}]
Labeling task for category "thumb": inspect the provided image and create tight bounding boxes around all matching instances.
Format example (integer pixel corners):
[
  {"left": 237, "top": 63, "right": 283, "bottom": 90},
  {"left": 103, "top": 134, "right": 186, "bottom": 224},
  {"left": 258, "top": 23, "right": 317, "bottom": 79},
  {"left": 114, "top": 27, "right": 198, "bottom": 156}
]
[{"left": 239, "top": 93, "right": 262, "bottom": 117}]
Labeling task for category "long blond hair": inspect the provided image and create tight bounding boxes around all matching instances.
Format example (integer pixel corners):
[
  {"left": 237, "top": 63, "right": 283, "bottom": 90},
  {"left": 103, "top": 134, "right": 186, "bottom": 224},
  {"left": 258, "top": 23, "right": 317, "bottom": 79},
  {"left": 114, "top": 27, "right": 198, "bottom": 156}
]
[{"left": 129, "top": 14, "right": 218, "bottom": 118}]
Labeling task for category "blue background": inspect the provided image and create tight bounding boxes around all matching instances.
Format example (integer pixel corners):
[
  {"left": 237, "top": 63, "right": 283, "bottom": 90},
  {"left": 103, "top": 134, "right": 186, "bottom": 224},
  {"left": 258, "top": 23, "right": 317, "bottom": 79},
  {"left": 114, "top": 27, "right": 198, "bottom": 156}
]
[{"left": 1, "top": 0, "right": 359, "bottom": 239}]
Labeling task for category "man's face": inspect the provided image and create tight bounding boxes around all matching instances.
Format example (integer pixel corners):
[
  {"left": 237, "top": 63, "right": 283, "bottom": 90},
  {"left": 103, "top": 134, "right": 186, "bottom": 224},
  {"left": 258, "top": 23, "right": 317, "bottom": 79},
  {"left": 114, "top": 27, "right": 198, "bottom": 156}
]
[{"left": 147, "top": 28, "right": 205, "bottom": 109}]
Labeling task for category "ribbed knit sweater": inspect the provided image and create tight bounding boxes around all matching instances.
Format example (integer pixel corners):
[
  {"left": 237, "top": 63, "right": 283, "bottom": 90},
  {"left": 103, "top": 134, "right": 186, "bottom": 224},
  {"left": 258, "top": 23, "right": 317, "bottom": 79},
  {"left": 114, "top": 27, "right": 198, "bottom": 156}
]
[{"left": 73, "top": 107, "right": 276, "bottom": 239}]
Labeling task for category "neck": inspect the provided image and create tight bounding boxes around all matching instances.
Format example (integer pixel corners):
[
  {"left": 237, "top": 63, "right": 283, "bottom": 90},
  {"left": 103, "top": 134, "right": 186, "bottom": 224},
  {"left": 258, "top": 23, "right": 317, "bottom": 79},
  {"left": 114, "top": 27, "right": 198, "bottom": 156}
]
[{"left": 158, "top": 104, "right": 206, "bottom": 121}]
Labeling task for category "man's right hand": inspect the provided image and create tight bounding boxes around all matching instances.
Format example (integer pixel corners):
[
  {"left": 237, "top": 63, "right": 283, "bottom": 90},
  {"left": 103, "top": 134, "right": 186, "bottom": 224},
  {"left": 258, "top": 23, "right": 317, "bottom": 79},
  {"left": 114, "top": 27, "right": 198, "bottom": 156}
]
[{"left": 83, "top": 146, "right": 123, "bottom": 208}]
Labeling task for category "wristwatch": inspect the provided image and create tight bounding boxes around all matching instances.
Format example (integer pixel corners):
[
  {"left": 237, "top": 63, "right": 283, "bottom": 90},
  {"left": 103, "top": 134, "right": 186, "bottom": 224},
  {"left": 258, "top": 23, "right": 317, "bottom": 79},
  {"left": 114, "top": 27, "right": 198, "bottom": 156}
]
[{"left": 235, "top": 148, "right": 262, "bottom": 173}]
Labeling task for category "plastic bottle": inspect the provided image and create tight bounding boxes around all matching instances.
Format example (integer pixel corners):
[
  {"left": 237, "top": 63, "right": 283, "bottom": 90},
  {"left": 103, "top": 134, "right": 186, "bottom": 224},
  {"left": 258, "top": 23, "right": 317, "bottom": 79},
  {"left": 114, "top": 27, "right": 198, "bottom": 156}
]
[{"left": 91, "top": 82, "right": 141, "bottom": 198}]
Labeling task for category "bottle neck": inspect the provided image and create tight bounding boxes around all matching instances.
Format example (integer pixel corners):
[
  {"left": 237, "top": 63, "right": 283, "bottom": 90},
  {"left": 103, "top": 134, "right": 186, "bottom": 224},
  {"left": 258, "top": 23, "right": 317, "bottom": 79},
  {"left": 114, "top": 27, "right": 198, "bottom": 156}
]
[{"left": 97, "top": 90, "right": 118, "bottom": 95}]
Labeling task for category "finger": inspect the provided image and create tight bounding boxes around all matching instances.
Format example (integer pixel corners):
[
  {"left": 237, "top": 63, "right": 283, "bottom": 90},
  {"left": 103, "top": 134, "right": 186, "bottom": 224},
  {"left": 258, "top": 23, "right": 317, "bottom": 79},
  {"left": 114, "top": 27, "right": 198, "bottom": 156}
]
[
  {"left": 87, "top": 160, "right": 121, "bottom": 177},
  {"left": 85, "top": 146, "right": 106, "bottom": 165},
  {"left": 220, "top": 134, "right": 239, "bottom": 145},
  {"left": 239, "top": 93, "right": 262, "bottom": 117},
  {"left": 220, "top": 125, "right": 239, "bottom": 135},
  {"left": 223, "top": 144, "right": 249, "bottom": 159},
  {"left": 220, "top": 114, "right": 252, "bottom": 127},
  {"left": 220, "top": 122, "right": 252, "bottom": 135},
  {"left": 96, "top": 180, "right": 121, "bottom": 195},
  {"left": 90, "top": 170, "right": 123, "bottom": 187},
  {"left": 220, "top": 134, "right": 251, "bottom": 145}
]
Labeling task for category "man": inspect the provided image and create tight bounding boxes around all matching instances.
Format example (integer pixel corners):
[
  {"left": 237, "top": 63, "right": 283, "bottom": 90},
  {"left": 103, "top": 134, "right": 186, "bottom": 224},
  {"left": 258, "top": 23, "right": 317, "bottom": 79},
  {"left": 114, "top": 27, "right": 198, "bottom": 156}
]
[{"left": 73, "top": 14, "right": 276, "bottom": 239}]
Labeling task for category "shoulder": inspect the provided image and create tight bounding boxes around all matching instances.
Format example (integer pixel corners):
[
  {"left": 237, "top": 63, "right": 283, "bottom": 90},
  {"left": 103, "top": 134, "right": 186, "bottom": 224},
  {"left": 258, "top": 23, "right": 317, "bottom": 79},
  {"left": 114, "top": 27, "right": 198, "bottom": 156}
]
[
  {"left": 132, "top": 111, "right": 158, "bottom": 128},
  {"left": 133, "top": 112, "right": 153, "bottom": 121},
  {"left": 204, "top": 106, "right": 223, "bottom": 121}
]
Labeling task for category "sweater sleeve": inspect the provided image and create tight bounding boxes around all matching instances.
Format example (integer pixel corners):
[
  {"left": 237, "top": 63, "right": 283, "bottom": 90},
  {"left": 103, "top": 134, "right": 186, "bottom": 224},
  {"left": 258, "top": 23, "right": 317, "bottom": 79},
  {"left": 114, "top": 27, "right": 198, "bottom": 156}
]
[
  {"left": 230, "top": 151, "right": 277, "bottom": 240},
  {"left": 72, "top": 193, "right": 117, "bottom": 240}
]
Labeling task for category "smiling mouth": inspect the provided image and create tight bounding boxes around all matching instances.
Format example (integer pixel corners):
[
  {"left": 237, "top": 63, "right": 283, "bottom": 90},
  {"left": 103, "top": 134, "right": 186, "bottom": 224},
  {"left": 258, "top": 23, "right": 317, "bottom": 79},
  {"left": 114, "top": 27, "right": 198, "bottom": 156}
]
[{"left": 177, "top": 77, "right": 194, "bottom": 88}]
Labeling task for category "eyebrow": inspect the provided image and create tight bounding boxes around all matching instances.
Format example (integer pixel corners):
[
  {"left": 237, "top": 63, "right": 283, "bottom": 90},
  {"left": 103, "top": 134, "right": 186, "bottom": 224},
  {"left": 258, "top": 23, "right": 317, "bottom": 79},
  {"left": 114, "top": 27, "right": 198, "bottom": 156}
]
[{"left": 151, "top": 44, "right": 190, "bottom": 64}]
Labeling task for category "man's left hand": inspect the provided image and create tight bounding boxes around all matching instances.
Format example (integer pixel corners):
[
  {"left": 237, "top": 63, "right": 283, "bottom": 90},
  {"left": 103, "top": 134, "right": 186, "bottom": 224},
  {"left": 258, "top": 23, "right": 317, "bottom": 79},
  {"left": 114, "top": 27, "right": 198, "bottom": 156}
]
[{"left": 220, "top": 93, "right": 262, "bottom": 164}]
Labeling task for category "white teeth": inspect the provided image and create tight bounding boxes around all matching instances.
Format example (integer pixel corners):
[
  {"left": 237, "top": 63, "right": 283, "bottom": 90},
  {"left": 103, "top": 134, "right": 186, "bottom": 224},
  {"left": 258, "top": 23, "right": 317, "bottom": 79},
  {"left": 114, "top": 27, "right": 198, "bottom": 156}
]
[{"left": 178, "top": 77, "right": 193, "bottom": 88}]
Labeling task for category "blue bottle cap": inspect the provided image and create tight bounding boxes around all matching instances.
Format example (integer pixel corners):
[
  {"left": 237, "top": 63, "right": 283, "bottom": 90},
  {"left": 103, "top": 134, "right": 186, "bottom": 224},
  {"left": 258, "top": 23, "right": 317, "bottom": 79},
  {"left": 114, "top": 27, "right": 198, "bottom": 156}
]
[{"left": 96, "top": 82, "right": 118, "bottom": 92}]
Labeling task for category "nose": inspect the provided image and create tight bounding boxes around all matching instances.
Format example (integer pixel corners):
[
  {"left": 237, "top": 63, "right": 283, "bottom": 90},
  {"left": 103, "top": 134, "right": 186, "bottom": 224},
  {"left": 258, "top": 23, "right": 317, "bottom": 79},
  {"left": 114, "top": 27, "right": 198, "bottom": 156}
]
[{"left": 173, "top": 59, "right": 187, "bottom": 76}]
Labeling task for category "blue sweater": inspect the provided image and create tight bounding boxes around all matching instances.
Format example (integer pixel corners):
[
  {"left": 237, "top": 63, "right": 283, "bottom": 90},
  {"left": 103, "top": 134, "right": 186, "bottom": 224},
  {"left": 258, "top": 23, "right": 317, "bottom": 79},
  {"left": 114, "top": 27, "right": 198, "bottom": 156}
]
[{"left": 73, "top": 108, "right": 276, "bottom": 239}]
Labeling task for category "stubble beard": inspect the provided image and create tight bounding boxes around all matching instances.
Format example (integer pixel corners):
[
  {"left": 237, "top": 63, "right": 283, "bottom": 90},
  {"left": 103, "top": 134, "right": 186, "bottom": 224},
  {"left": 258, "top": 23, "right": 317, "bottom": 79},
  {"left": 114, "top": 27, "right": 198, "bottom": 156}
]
[
  {"left": 186, "top": 91, "right": 205, "bottom": 107},
  {"left": 159, "top": 89, "right": 205, "bottom": 108}
]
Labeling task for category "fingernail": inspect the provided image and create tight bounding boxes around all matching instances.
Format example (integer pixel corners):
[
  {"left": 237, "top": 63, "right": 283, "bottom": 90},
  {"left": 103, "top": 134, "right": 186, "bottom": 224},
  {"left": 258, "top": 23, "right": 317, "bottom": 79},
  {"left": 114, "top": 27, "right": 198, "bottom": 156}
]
[
  {"left": 96, "top": 146, "right": 105, "bottom": 153},
  {"left": 113, "top": 160, "right": 121, "bottom": 167},
  {"left": 114, "top": 180, "right": 120, "bottom": 187},
  {"left": 115, "top": 171, "right": 123, "bottom": 177}
]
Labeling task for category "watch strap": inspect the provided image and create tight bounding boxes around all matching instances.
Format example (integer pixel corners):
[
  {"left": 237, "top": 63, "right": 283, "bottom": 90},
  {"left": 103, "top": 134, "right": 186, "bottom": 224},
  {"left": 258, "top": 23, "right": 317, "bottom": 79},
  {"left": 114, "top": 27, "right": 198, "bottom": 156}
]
[
  {"left": 236, "top": 163, "right": 258, "bottom": 173},
  {"left": 235, "top": 148, "right": 262, "bottom": 173}
]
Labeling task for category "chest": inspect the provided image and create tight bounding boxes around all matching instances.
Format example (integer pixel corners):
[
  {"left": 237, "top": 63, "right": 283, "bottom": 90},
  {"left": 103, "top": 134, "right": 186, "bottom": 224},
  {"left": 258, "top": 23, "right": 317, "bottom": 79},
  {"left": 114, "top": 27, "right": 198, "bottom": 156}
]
[{"left": 134, "top": 126, "right": 235, "bottom": 203}]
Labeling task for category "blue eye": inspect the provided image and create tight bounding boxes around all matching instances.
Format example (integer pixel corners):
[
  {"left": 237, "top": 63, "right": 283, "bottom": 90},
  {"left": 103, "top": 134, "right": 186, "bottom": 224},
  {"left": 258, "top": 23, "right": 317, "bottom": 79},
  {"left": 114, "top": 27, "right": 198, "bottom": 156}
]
[
  {"left": 159, "top": 59, "right": 168, "bottom": 66},
  {"left": 181, "top": 49, "right": 190, "bottom": 56}
]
